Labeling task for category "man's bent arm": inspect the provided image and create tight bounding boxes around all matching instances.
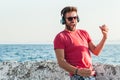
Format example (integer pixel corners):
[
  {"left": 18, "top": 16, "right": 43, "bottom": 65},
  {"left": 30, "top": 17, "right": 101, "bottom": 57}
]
[
  {"left": 55, "top": 49, "right": 92, "bottom": 76},
  {"left": 89, "top": 24, "right": 108, "bottom": 56},
  {"left": 89, "top": 36, "right": 107, "bottom": 56},
  {"left": 55, "top": 49, "right": 77, "bottom": 74}
]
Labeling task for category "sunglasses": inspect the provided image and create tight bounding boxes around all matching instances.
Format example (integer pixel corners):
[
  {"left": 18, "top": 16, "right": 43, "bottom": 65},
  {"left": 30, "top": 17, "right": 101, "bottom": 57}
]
[{"left": 66, "top": 16, "right": 78, "bottom": 21}]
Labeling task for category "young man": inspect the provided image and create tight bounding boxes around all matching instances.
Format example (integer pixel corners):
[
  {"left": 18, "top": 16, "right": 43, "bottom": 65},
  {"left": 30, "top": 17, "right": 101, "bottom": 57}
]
[{"left": 54, "top": 6, "right": 108, "bottom": 80}]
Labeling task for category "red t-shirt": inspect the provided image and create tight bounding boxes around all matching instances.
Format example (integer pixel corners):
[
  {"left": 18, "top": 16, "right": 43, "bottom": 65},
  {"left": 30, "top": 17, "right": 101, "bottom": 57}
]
[{"left": 54, "top": 29, "right": 93, "bottom": 71}]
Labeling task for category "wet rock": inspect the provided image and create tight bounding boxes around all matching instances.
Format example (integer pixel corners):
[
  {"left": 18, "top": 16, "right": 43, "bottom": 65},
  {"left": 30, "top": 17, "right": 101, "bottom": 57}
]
[{"left": 0, "top": 61, "right": 120, "bottom": 80}]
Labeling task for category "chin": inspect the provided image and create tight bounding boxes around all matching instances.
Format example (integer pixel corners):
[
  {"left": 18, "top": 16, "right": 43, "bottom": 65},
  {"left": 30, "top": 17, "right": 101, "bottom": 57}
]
[{"left": 71, "top": 27, "right": 76, "bottom": 31}]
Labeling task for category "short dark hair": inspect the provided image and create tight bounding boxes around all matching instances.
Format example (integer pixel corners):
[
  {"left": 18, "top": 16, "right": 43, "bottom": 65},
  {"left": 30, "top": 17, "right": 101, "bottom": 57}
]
[{"left": 61, "top": 6, "right": 77, "bottom": 17}]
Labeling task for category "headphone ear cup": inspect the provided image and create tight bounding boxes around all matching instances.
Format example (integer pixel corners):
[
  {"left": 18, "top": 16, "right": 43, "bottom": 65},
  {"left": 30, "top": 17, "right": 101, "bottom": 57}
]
[
  {"left": 60, "top": 17, "right": 65, "bottom": 25},
  {"left": 77, "top": 16, "right": 80, "bottom": 22}
]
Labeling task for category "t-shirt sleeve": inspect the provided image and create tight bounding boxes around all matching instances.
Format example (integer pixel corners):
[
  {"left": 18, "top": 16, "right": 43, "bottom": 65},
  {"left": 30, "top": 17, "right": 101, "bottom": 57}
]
[
  {"left": 85, "top": 31, "right": 92, "bottom": 43},
  {"left": 54, "top": 33, "right": 65, "bottom": 50},
  {"left": 80, "top": 30, "right": 92, "bottom": 43}
]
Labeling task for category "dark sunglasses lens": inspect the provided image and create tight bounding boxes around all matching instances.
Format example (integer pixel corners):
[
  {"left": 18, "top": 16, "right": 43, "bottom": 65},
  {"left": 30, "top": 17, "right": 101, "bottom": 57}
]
[
  {"left": 67, "top": 16, "right": 77, "bottom": 21},
  {"left": 68, "top": 17, "right": 73, "bottom": 21}
]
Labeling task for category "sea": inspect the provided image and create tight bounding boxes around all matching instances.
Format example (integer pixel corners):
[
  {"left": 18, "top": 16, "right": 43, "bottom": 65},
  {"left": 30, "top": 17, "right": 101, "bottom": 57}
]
[{"left": 0, "top": 43, "right": 120, "bottom": 65}]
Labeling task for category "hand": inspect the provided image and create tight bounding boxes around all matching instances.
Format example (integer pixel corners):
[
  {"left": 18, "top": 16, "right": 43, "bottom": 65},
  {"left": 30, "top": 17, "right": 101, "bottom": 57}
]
[
  {"left": 77, "top": 68, "right": 94, "bottom": 77},
  {"left": 99, "top": 24, "right": 109, "bottom": 39}
]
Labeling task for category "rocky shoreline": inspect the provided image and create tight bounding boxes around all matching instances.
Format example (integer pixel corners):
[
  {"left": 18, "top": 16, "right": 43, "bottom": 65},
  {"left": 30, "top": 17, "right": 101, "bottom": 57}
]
[{"left": 0, "top": 61, "right": 120, "bottom": 80}]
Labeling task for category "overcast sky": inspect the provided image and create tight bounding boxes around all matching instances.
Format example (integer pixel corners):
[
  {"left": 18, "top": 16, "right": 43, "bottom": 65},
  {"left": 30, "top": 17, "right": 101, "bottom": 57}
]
[{"left": 0, "top": 0, "right": 120, "bottom": 44}]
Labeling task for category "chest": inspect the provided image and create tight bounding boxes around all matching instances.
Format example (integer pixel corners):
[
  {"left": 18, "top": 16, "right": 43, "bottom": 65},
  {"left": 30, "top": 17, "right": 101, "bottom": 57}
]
[{"left": 63, "top": 32, "right": 89, "bottom": 48}]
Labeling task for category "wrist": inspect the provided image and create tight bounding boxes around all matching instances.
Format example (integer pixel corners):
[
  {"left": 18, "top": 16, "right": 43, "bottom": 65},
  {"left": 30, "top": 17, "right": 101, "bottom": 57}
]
[
  {"left": 74, "top": 68, "right": 78, "bottom": 75},
  {"left": 103, "top": 34, "right": 108, "bottom": 39}
]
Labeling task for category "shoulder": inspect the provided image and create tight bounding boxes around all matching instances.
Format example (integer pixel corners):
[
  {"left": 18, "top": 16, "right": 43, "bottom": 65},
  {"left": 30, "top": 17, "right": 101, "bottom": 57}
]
[
  {"left": 54, "top": 30, "right": 67, "bottom": 42},
  {"left": 54, "top": 31, "right": 66, "bottom": 49},
  {"left": 55, "top": 31, "right": 65, "bottom": 38}
]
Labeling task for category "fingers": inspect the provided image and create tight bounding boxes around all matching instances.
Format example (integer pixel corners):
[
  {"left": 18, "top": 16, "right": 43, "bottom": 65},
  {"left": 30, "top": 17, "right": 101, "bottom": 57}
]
[
  {"left": 99, "top": 24, "right": 109, "bottom": 32},
  {"left": 99, "top": 24, "right": 109, "bottom": 39},
  {"left": 78, "top": 68, "right": 92, "bottom": 77},
  {"left": 91, "top": 70, "right": 96, "bottom": 76}
]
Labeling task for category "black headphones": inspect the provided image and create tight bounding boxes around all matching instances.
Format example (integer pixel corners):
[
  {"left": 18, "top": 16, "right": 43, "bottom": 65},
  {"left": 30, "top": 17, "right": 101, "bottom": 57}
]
[{"left": 60, "top": 16, "right": 80, "bottom": 25}]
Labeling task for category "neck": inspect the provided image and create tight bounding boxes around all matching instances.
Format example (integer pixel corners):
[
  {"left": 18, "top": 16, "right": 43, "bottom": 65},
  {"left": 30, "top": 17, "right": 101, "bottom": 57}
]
[{"left": 65, "top": 25, "right": 76, "bottom": 31}]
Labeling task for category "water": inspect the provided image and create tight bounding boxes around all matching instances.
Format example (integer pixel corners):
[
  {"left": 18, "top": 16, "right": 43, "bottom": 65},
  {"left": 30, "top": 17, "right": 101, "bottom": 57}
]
[
  {"left": 0, "top": 44, "right": 120, "bottom": 65},
  {"left": 92, "top": 44, "right": 120, "bottom": 65},
  {"left": 0, "top": 44, "right": 55, "bottom": 62}
]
